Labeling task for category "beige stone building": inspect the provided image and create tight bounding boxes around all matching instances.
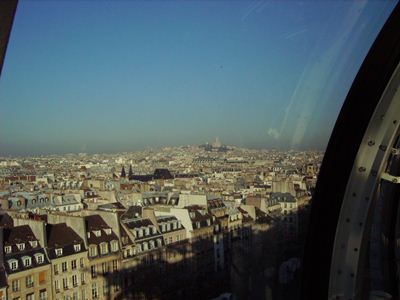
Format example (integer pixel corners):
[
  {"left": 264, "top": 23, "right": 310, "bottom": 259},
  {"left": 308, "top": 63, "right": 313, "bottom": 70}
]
[
  {"left": 46, "top": 223, "right": 89, "bottom": 300},
  {"left": 2, "top": 225, "right": 52, "bottom": 300},
  {"left": 85, "top": 215, "right": 121, "bottom": 300}
]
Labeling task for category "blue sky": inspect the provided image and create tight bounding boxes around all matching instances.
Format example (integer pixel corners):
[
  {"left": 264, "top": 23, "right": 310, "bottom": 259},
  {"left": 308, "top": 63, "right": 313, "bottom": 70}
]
[{"left": 0, "top": 1, "right": 396, "bottom": 155}]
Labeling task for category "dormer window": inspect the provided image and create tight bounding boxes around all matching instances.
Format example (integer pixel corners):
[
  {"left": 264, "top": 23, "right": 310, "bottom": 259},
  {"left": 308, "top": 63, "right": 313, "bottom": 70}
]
[
  {"left": 152, "top": 227, "right": 157, "bottom": 234},
  {"left": 16, "top": 243, "right": 25, "bottom": 251},
  {"left": 110, "top": 240, "right": 119, "bottom": 252},
  {"left": 4, "top": 246, "right": 11, "bottom": 253},
  {"left": 74, "top": 244, "right": 81, "bottom": 252},
  {"left": 172, "top": 222, "right": 177, "bottom": 230},
  {"left": 190, "top": 212, "right": 195, "bottom": 219},
  {"left": 104, "top": 228, "right": 112, "bottom": 235},
  {"left": 145, "top": 228, "right": 150, "bottom": 236},
  {"left": 99, "top": 242, "right": 108, "bottom": 255},
  {"left": 55, "top": 248, "right": 63, "bottom": 257},
  {"left": 29, "top": 240, "right": 38, "bottom": 248},
  {"left": 8, "top": 259, "right": 18, "bottom": 270},
  {"left": 196, "top": 222, "right": 200, "bottom": 229},
  {"left": 94, "top": 230, "right": 101, "bottom": 237},
  {"left": 22, "top": 256, "right": 32, "bottom": 267},
  {"left": 34, "top": 253, "right": 44, "bottom": 264}
]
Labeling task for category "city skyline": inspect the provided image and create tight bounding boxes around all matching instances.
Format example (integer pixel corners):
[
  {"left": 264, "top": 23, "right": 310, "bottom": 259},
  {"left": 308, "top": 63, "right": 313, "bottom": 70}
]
[
  {"left": 0, "top": 141, "right": 325, "bottom": 158},
  {"left": 0, "top": 1, "right": 395, "bottom": 155}
]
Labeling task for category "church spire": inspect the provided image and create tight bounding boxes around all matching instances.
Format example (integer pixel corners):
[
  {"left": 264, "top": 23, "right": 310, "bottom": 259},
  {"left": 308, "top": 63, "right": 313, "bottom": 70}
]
[
  {"left": 128, "top": 164, "right": 133, "bottom": 179},
  {"left": 120, "top": 165, "right": 126, "bottom": 178}
]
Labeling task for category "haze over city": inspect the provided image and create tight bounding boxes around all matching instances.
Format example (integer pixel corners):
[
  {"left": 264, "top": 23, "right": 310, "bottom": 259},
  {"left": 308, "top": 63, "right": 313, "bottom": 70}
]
[{"left": 0, "top": 1, "right": 394, "bottom": 155}]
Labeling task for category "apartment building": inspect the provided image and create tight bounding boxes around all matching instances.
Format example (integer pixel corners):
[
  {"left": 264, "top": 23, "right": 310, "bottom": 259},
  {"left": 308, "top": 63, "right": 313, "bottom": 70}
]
[
  {"left": 85, "top": 215, "right": 121, "bottom": 300},
  {"left": 46, "top": 223, "right": 88, "bottom": 300},
  {"left": 3, "top": 225, "right": 52, "bottom": 300}
]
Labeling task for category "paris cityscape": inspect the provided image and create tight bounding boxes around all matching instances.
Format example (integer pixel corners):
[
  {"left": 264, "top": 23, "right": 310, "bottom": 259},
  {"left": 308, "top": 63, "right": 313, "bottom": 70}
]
[{"left": 0, "top": 139, "right": 322, "bottom": 300}]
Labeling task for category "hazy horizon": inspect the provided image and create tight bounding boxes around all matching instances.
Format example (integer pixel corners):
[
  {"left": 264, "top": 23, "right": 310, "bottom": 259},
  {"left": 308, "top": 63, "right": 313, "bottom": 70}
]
[
  {"left": 0, "top": 1, "right": 396, "bottom": 155},
  {"left": 0, "top": 141, "right": 325, "bottom": 158}
]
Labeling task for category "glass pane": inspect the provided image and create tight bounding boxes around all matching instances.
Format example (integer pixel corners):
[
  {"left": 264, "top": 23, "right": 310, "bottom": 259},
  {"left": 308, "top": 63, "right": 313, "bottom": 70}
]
[{"left": 0, "top": 1, "right": 396, "bottom": 300}]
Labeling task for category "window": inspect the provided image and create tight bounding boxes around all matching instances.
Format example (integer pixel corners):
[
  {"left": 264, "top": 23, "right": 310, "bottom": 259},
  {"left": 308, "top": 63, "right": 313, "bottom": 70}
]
[
  {"left": 16, "top": 243, "right": 25, "bottom": 251},
  {"left": 72, "top": 274, "right": 78, "bottom": 287},
  {"left": 101, "top": 262, "right": 108, "bottom": 274},
  {"left": 12, "top": 280, "right": 20, "bottom": 292},
  {"left": 53, "top": 264, "right": 58, "bottom": 274},
  {"left": 112, "top": 260, "right": 118, "bottom": 272},
  {"left": 91, "top": 283, "right": 98, "bottom": 299},
  {"left": 89, "top": 245, "right": 97, "bottom": 257},
  {"left": 73, "top": 244, "right": 81, "bottom": 252},
  {"left": 39, "top": 289, "right": 47, "bottom": 300},
  {"left": 80, "top": 258, "right": 84, "bottom": 268},
  {"left": 93, "top": 230, "right": 101, "bottom": 237},
  {"left": 35, "top": 253, "right": 44, "bottom": 264},
  {"left": 72, "top": 292, "right": 78, "bottom": 300},
  {"left": 26, "top": 275, "right": 34, "bottom": 288},
  {"left": 103, "top": 282, "right": 109, "bottom": 296},
  {"left": 22, "top": 256, "right": 31, "bottom": 267},
  {"left": 91, "top": 265, "right": 97, "bottom": 278},
  {"left": 29, "top": 240, "right": 38, "bottom": 248},
  {"left": 63, "top": 277, "right": 68, "bottom": 290},
  {"left": 4, "top": 246, "right": 11, "bottom": 253},
  {"left": 138, "top": 229, "right": 143, "bottom": 238},
  {"left": 152, "top": 226, "right": 157, "bottom": 234},
  {"left": 110, "top": 240, "right": 118, "bottom": 252},
  {"left": 62, "top": 261, "right": 67, "bottom": 272},
  {"left": 26, "top": 293, "right": 34, "bottom": 300},
  {"left": 71, "top": 259, "right": 77, "bottom": 270},
  {"left": 39, "top": 271, "right": 46, "bottom": 284},
  {"left": 99, "top": 242, "right": 108, "bottom": 255},
  {"left": 104, "top": 228, "right": 111, "bottom": 235},
  {"left": 54, "top": 280, "right": 60, "bottom": 292},
  {"left": 114, "top": 283, "right": 120, "bottom": 292},
  {"left": 9, "top": 259, "right": 18, "bottom": 270},
  {"left": 81, "top": 272, "right": 85, "bottom": 284},
  {"left": 55, "top": 248, "right": 63, "bottom": 257}
]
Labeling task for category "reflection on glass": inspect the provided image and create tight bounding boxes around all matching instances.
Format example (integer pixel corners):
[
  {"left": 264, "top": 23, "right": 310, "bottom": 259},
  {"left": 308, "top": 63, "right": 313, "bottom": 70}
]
[{"left": 0, "top": 1, "right": 396, "bottom": 300}]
